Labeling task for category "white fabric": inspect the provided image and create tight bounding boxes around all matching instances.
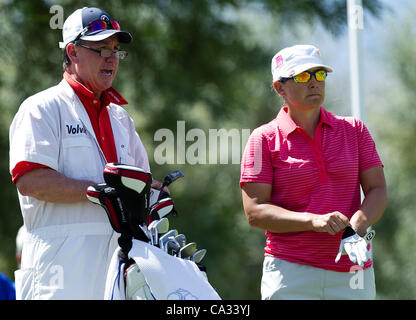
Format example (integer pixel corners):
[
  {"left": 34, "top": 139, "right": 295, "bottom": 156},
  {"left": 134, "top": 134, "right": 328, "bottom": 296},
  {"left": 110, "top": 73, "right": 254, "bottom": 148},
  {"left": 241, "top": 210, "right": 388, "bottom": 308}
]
[
  {"left": 9, "top": 78, "right": 150, "bottom": 299},
  {"left": 104, "top": 246, "right": 126, "bottom": 300},
  {"left": 125, "top": 263, "right": 155, "bottom": 300},
  {"left": 262, "top": 256, "right": 376, "bottom": 300},
  {"left": 59, "top": 8, "right": 85, "bottom": 48},
  {"left": 15, "top": 223, "right": 117, "bottom": 300},
  {"left": 271, "top": 44, "right": 333, "bottom": 82},
  {"left": 129, "top": 240, "right": 221, "bottom": 300},
  {"left": 105, "top": 239, "right": 221, "bottom": 300},
  {"left": 16, "top": 225, "right": 26, "bottom": 255}
]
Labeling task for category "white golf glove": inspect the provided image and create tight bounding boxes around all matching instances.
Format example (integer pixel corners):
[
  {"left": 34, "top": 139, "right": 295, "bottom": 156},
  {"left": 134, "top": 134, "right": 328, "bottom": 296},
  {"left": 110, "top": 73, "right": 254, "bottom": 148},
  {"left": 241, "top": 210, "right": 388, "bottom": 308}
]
[{"left": 335, "top": 226, "right": 376, "bottom": 267}]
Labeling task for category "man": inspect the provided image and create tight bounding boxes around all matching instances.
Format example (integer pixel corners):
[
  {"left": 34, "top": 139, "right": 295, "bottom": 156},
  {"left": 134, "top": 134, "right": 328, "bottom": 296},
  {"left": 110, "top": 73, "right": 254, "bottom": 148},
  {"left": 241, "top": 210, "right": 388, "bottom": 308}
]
[
  {"left": 9, "top": 7, "right": 159, "bottom": 299},
  {"left": 240, "top": 45, "right": 388, "bottom": 299}
]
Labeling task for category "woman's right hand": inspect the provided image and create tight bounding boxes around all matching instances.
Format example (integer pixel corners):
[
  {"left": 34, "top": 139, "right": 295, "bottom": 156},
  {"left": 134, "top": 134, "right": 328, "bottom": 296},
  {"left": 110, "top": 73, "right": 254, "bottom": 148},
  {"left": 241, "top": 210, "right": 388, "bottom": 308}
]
[{"left": 310, "top": 211, "right": 350, "bottom": 235}]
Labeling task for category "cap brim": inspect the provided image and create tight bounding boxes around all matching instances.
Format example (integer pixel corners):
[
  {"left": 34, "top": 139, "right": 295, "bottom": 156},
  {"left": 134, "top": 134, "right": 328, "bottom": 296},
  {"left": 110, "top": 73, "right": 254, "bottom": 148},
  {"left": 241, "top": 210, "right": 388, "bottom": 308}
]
[
  {"left": 80, "top": 29, "right": 132, "bottom": 44},
  {"left": 293, "top": 63, "right": 333, "bottom": 76}
]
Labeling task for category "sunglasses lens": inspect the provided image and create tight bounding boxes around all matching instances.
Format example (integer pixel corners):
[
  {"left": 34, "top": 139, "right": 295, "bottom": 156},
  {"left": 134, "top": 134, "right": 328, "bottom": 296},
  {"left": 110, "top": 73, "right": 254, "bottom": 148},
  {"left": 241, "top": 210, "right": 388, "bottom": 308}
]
[
  {"left": 99, "top": 49, "right": 128, "bottom": 60},
  {"left": 110, "top": 20, "right": 121, "bottom": 30},
  {"left": 315, "top": 70, "right": 327, "bottom": 81},
  {"left": 294, "top": 72, "right": 311, "bottom": 83},
  {"left": 100, "top": 48, "right": 113, "bottom": 58},
  {"left": 117, "top": 51, "right": 127, "bottom": 60},
  {"left": 89, "top": 20, "right": 107, "bottom": 32}
]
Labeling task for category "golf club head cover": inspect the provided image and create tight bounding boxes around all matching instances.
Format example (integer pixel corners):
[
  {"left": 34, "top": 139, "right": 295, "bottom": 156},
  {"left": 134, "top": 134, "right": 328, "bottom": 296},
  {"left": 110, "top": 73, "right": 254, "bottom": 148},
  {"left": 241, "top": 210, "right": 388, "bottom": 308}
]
[
  {"left": 148, "top": 198, "right": 175, "bottom": 223},
  {"left": 86, "top": 183, "right": 130, "bottom": 234},
  {"left": 86, "top": 183, "right": 134, "bottom": 255},
  {"left": 103, "top": 163, "right": 152, "bottom": 241},
  {"left": 162, "top": 169, "right": 184, "bottom": 188},
  {"left": 149, "top": 188, "right": 170, "bottom": 206}
]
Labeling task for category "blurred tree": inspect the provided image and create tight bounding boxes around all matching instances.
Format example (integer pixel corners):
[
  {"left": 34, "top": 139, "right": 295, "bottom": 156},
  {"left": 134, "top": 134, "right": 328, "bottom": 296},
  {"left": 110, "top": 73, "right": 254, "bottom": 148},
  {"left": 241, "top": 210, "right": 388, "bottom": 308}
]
[
  {"left": 367, "top": 12, "right": 416, "bottom": 299},
  {"left": 0, "top": 0, "right": 382, "bottom": 299}
]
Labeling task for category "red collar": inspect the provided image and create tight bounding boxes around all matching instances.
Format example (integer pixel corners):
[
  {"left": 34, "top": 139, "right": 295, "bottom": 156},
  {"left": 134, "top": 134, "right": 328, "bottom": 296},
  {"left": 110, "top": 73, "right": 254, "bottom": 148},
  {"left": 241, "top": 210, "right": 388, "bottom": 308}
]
[
  {"left": 63, "top": 71, "right": 128, "bottom": 107},
  {"left": 276, "top": 106, "right": 333, "bottom": 138}
]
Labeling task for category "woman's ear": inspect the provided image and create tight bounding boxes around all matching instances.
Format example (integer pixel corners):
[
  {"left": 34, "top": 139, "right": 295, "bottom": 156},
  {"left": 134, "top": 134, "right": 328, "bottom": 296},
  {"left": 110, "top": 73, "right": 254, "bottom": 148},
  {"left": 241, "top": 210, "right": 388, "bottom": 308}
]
[{"left": 273, "top": 81, "right": 285, "bottom": 97}]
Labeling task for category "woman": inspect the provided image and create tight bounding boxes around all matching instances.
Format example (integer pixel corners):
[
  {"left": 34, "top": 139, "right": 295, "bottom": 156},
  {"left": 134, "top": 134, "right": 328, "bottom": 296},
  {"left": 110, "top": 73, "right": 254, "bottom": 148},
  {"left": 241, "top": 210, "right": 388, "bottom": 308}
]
[{"left": 240, "top": 44, "right": 387, "bottom": 300}]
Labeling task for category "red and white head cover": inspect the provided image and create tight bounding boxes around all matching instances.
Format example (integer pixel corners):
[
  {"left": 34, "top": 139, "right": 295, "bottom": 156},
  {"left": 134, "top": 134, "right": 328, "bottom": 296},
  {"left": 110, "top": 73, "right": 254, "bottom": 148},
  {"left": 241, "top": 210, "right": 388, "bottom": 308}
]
[
  {"left": 149, "top": 197, "right": 175, "bottom": 223},
  {"left": 103, "top": 163, "right": 152, "bottom": 241},
  {"left": 86, "top": 183, "right": 127, "bottom": 234}
]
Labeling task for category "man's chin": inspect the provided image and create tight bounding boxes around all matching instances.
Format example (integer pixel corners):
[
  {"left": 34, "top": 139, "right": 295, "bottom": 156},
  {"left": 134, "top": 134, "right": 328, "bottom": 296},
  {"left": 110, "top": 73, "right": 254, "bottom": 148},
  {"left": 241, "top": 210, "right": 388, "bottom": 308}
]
[{"left": 97, "top": 80, "right": 114, "bottom": 92}]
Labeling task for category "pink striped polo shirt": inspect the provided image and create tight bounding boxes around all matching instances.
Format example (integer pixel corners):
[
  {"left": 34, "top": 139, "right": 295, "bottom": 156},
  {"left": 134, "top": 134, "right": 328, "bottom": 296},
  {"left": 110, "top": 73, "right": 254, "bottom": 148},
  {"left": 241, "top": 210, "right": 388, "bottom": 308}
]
[{"left": 240, "top": 106, "right": 383, "bottom": 272}]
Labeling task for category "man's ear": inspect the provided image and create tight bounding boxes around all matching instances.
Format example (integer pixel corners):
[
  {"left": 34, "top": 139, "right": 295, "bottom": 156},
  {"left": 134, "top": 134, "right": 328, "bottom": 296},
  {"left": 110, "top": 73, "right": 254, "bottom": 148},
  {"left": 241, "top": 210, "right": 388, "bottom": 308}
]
[
  {"left": 66, "top": 43, "right": 79, "bottom": 64},
  {"left": 273, "top": 81, "right": 285, "bottom": 96}
]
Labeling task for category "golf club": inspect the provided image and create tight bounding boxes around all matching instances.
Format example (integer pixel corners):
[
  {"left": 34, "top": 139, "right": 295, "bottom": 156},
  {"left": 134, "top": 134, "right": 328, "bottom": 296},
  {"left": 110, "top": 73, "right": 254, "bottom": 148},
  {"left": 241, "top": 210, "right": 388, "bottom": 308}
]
[
  {"left": 159, "top": 229, "right": 178, "bottom": 251},
  {"left": 148, "top": 217, "right": 169, "bottom": 246},
  {"left": 190, "top": 249, "right": 207, "bottom": 263},
  {"left": 175, "top": 234, "right": 186, "bottom": 248},
  {"left": 178, "top": 242, "right": 197, "bottom": 259},
  {"left": 165, "top": 238, "right": 181, "bottom": 256}
]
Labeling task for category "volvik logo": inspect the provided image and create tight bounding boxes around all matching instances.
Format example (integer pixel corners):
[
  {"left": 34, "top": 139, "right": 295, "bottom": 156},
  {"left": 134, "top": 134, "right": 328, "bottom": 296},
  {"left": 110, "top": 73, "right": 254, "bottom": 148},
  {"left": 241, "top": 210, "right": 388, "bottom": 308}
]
[
  {"left": 100, "top": 15, "right": 110, "bottom": 22},
  {"left": 66, "top": 124, "right": 87, "bottom": 135}
]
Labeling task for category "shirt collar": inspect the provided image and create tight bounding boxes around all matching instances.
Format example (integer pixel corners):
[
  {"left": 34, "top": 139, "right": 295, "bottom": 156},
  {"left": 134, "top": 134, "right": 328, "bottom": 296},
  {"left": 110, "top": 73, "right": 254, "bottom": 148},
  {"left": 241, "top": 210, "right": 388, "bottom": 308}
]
[
  {"left": 319, "top": 106, "right": 334, "bottom": 128},
  {"left": 276, "top": 106, "right": 333, "bottom": 138},
  {"left": 63, "top": 71, "right": 128, "bottom": 106}
]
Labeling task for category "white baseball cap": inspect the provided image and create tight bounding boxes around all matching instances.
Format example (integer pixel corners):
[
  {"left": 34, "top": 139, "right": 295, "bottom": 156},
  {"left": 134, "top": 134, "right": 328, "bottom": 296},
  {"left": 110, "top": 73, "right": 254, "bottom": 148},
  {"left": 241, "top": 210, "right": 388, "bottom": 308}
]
[
  {"left": 59, "top": 7, "right": 132, "bottom": 49},
  {"left": 271, "top": 45, "right": 333, "bottom": 82}
]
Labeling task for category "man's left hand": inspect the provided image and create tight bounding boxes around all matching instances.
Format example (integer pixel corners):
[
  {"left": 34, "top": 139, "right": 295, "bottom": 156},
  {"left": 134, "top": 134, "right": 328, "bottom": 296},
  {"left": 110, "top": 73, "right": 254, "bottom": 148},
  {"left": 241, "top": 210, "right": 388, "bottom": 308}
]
[{"left": 151, "top": 179, "right": 170, "bottom": 194}]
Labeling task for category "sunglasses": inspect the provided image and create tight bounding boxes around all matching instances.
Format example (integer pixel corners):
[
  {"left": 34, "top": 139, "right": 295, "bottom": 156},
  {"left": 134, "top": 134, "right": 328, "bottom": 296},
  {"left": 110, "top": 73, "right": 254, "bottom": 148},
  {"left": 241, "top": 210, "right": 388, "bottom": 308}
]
[
  {"left": 74, "top": 19, "right": 121, "bottom": 42},
  {"left": 87, "top": 19, "right": 120, "bottom": 32},
  {"left": 75, "top": 42, "right": 128, "bottom": 60},
  {"left": 280, "top": 69, "right": 327, "bottom": 83}
]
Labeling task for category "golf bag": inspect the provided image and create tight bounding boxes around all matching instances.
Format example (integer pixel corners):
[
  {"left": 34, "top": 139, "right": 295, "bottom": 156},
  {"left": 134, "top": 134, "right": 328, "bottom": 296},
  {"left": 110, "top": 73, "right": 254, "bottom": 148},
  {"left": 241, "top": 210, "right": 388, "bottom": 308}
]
[{"left": 87, "top": 165, "right": 220, "bottom": 300}]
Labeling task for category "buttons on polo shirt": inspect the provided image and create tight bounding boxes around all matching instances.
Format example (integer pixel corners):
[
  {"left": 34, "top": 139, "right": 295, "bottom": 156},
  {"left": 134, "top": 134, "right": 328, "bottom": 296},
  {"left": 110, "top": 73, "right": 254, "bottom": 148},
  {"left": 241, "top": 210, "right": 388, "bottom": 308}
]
[{"left": 93, "top": 99, "right": 98, "bottom": 104}]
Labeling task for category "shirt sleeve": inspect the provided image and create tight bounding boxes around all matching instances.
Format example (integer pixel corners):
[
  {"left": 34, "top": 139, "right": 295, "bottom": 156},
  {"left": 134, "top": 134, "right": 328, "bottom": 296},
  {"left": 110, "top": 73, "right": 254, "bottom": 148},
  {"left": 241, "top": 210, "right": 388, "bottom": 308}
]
[
  {"left": 9, "top": 96, "right": 60, "bottom": 176},
  {"left": 240, "top": 127, "right": 273, "bottom": 188},
  {"left": 356, "top": 119, "right": 383, "bottom": 172},
  {"left": 11, "top": 161, "right": 50, "bottom": 184}
]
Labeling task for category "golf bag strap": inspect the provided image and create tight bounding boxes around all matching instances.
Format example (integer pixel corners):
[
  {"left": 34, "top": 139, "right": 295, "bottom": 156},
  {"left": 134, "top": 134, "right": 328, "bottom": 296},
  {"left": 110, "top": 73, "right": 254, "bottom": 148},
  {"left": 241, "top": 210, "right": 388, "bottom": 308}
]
[{"left": 118, "top": 233, "right": 133, "bottom": 263}]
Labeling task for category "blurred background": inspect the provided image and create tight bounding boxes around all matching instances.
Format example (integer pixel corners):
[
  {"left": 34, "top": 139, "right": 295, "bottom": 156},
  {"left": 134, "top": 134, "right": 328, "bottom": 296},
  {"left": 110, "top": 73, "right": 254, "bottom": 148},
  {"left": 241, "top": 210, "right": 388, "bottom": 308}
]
[{"left": 0, "top": 0, "right": 415, "bottom": 299}]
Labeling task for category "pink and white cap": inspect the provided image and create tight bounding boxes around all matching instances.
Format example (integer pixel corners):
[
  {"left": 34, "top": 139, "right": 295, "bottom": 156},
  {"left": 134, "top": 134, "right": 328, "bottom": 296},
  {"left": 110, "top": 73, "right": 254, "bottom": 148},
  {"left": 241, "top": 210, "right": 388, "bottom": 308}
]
[{"left": 271, "top": 45, "right": 333, "bottom": 82}]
